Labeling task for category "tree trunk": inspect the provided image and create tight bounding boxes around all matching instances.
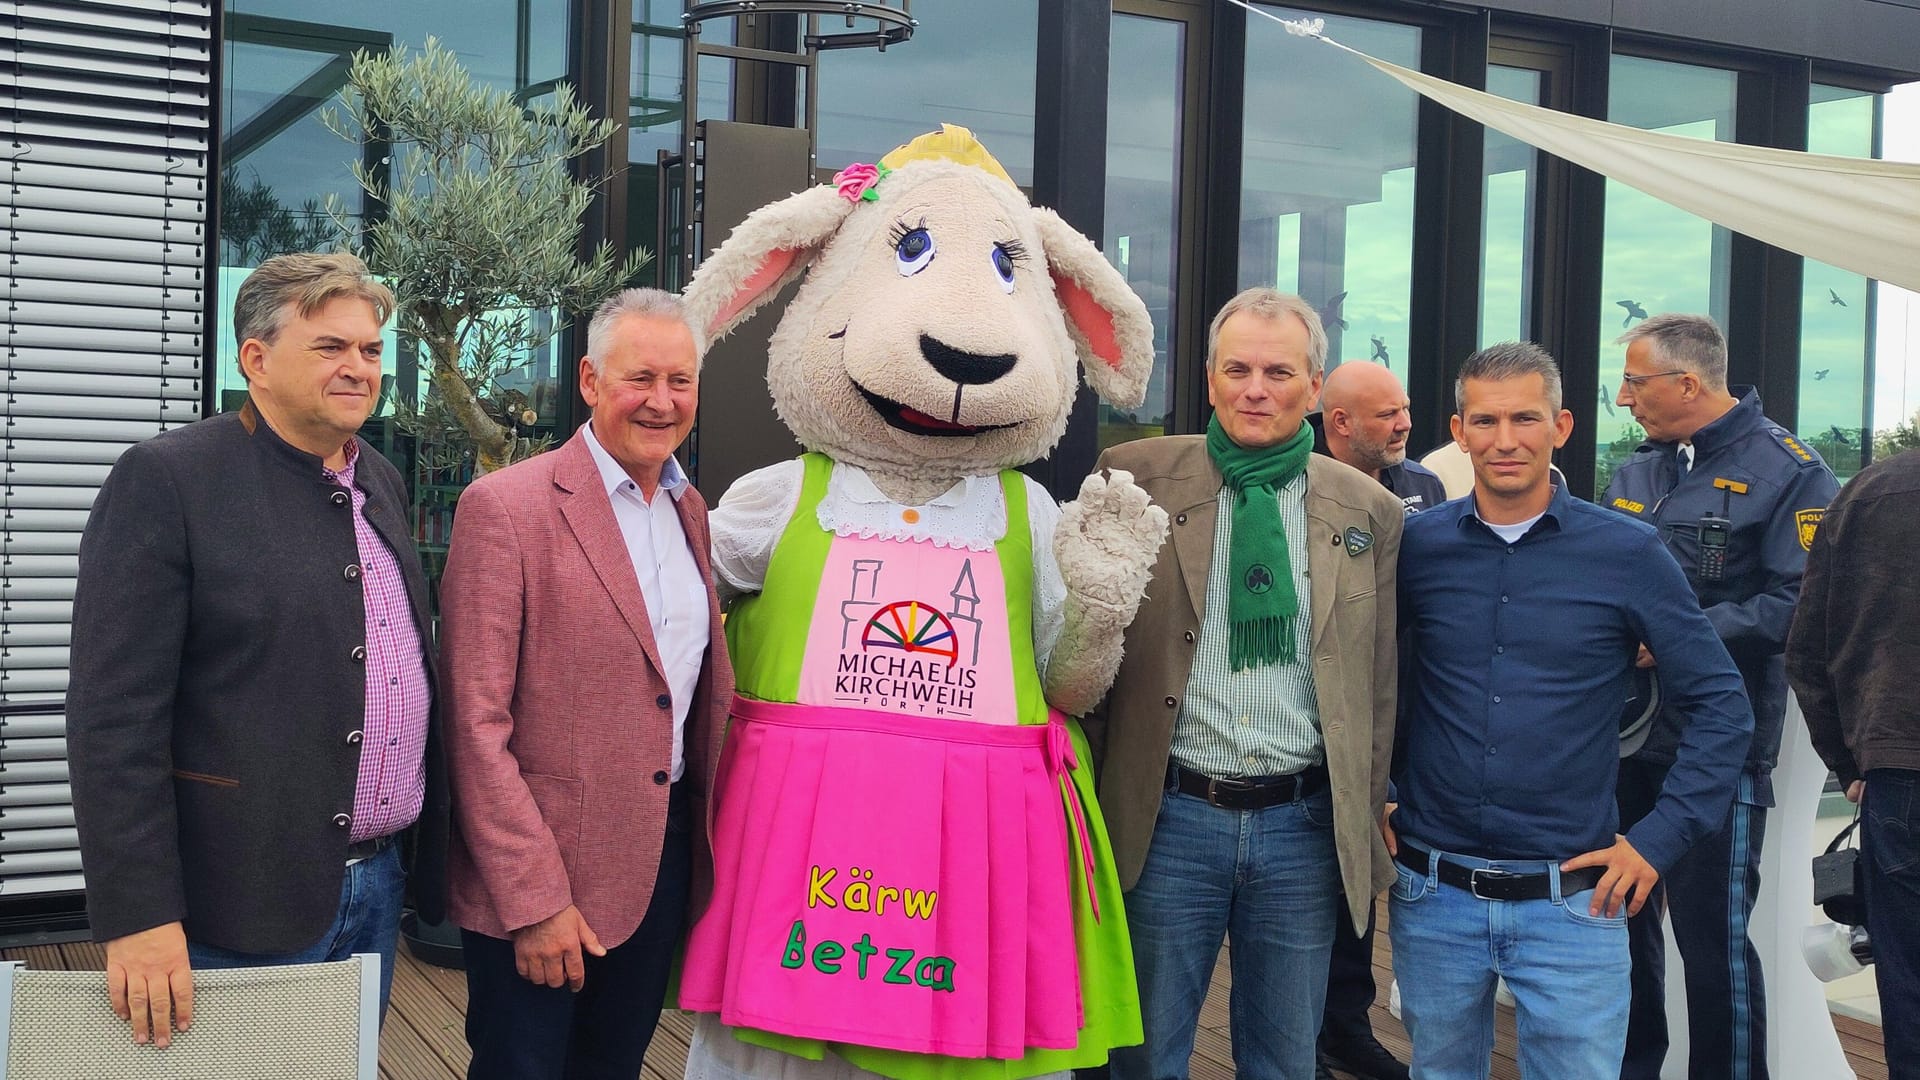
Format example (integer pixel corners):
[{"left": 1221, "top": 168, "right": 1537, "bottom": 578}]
[{"left": 425, "top": 332, "right": 513, "bottom": 473}]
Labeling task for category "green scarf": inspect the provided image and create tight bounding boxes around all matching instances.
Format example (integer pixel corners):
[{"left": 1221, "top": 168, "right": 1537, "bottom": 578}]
[{"left": 1206, "top": 415, "right": 1311, "bottom": 671}]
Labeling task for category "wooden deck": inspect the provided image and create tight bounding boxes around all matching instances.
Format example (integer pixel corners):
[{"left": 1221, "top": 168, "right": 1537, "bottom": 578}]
[{"left": 2, "top": 903, "right": 1889, "bottom": 1080}]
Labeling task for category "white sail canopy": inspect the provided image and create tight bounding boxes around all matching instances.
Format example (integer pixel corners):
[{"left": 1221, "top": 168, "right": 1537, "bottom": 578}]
[{"left": 1238, "top": 3, "right": 1920, "bottom": 292}]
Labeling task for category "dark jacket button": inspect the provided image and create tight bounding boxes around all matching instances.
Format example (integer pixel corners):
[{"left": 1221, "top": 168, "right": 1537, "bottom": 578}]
[
  {"left": 653, "top": 770, "right": 669, "bottom": 785},
  {"left": 330, "top": 490, "right": 350, "bottom": 506},
  {"left": 1183, "top": 630, "right": 1195, "bottom": 643},
  {"left": 344, "top": 563, "right": 362, "bottom": 581},
  {"left": 346, "top": 730, "right": 364, "bottom": 745},
  {"left": 350, "top": 645, "right": 368, "bottom": 663},
  {"left": 656, "top": 693, "right": 672, "bottom": 709},
  {"left": 1175, "top": 513, "right": 1187, "bottom": 525},
  {"left": 1165, "top": 696, "right": 1178, "bottom": 708},
  {"left": 332, "top": 813, "right": 351, "bottom": 828}
]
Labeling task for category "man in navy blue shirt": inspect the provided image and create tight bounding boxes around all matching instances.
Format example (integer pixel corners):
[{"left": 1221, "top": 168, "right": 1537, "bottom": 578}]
[{"left": 1387, "top": 342, "right": 1751, "bottom": 1080}]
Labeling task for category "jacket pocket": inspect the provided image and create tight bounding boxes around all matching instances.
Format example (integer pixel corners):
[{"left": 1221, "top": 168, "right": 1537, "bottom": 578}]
[{"left": 171, "top": 768, "right": 240, "bottom": 788}]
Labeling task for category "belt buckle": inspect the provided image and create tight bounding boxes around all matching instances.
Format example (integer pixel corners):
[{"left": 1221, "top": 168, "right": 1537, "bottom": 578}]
[
  {"left": 1468, "top": 867, "right": 1519, "bottom": 900},
  {"left": 1206, "top": 775, "right": 1254, "bottom": 807}
]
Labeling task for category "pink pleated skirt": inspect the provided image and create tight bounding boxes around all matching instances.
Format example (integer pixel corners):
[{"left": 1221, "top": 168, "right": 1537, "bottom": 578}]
[{"left": 679, "top": 698, "right": 1085, "bottom": 1059}]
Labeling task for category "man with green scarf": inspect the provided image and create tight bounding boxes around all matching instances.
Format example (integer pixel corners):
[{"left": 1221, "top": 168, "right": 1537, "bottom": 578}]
[{"left": 1087, "top": 288, "right": 1406, "bottom": 1080}]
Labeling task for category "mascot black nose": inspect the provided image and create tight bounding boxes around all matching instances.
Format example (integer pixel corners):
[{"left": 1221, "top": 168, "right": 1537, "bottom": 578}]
[{"left": 920, "top": 334, "right": 1016, "bottom": 385}]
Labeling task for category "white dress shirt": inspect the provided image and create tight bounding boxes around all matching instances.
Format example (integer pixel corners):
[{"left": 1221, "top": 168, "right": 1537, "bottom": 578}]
[{"left": 581, "top": 423, "right": 709, "bottom": 781}]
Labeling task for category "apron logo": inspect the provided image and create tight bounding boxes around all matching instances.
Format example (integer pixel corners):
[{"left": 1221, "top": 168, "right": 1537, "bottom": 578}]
[
  {"left": 1345, "top": 527, "right": 1374, "bottom": 557},
  {"left": 1795, "top": 508, "right": 1825, "bottom": 551},
  {"left": 832, "top": 558, "right": 984, "bottom": 713},
  {"left": 1244, "top": 563, "right": 1275, "bottom": 594}
]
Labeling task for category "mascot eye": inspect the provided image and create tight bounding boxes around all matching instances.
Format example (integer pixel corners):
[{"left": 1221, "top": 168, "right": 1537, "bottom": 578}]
[
  {"left": 895, "top": 228, "right": 936, "bottom": 276},
  {"left": 991, "top": 245, "right": 1017, "bottom": 293}
]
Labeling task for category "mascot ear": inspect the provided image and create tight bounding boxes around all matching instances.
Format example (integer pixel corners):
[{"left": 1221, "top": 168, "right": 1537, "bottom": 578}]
[
  {"left": 682, "top": 184, "right": 859, "bottom": 349},
  {"left": 1030, "top": 206, "right": 1156, "bottom": 411}
]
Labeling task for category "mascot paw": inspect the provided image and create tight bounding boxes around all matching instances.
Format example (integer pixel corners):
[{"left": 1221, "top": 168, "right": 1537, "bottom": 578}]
[{"left": 1055, "top": 468, "right": 1170, "bottom": 610}]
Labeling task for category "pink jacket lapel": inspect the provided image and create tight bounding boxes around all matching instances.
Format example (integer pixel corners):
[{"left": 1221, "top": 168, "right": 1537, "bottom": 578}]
[{"left": 551, "top": 432, "right": 669, "bottom": 678}]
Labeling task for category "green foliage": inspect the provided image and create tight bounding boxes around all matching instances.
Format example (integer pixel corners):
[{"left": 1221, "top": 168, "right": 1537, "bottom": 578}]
[
  {"left": 322, "top": 37, "right": 650, "bottom": 470},
  {"left": 1805, "top": 425, "right": 1864, "bottom": 480},
  {"left": 219, "top": 168, "right": 334, "bottom": 267},
  {"left": 1594, "top": 423, "right": 1646, "bottom": 495},
  {"left": 1875, "top": 410, "right": 1920, "bottom": 463}
]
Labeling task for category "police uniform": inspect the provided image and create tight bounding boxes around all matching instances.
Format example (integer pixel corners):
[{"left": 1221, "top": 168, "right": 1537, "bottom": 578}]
[
  {"left": 1307, "top": 412, "right": 1450, "bottom": 515},
  {"left": 1602, "top": 387, "right": 1838, "bottom": 1080}
]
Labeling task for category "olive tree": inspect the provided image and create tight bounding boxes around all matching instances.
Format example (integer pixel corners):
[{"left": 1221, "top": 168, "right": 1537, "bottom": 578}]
[{"left": 323, "top": 38, "right": 648, "bottom": 471}]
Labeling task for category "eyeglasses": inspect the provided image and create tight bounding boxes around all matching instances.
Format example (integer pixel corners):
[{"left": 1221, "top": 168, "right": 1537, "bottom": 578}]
[{"left": 1618, "top": 369, "right": 1688, "bottom": 389}]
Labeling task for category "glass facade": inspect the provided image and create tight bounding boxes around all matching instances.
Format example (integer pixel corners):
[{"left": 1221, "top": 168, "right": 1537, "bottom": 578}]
[
  {"left": 220, "top": 0, "right": 574, "bottom": 571},
  {"left": 203, "top": 3, "right": 1920, "bottom": 501},
  {"left": 814, "top": 0, "right": 1038, "bottom": 186},
  {"left": 1099, "top": 12, "right": 1188, "bottom": 447},
  {"left": 1480, "top": 66, "right": 1543, "bottom": 348},
  {"left": 1592, "top": 55, "right": 1738, "bottom": 493},
  {"left": 1239, "top": 8, "right": 1421, "bottom": 375},
  {"left": 1797, "top": 85, "right": 1881, "bottom": 479}
]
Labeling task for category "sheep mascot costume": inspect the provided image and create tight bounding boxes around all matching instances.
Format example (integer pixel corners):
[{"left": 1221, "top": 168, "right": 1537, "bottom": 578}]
[{"left": 676, "top": 125, "right": 1167, "bottom": 1080}]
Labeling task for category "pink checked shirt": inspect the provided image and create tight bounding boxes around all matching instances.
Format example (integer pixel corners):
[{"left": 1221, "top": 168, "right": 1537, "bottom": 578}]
[{"left": 325, "top": 443, "right": 431, "bottom": 843}]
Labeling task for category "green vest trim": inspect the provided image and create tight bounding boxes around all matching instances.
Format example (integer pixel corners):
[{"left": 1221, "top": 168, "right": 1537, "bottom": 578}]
[{"left": 724, "top": 455, "right": 1047, "bottom": 725}]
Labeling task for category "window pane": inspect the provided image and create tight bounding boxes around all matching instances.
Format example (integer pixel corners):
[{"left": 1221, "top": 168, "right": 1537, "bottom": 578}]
[
  {"left": 1099, "top": 13, "right": 1185, "bottom": 448},
  {"left": 1875, "top": 82, "right": 1920, "bottom": 462},
  {"left": 1480, "top": 66, "right": 1543, "bottom": 347},
  {"left": 815, "top": 0, "right": 1038, "bottom": 188},
  {"left": 1593, "top": 56, "right": 1737, "bottom": 493},
  {"left": 221, "top": 1, "right": 574, "bottom": 580},
  {"left": 1797, "top": 86, "right": 1880, "bottom": 480},
  {"left": 1240, "top": 8, "right": 1421, "bottom": 373}
]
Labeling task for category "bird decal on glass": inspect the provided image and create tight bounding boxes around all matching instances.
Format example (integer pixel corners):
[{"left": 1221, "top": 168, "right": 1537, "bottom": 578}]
[
  {"left": 1370, "top": 335, "right": 1390, "bottom": 365},
  {"left": 1600, "top": 386, "right": 1615, "bottom": 417},
  {"left": 1828, "top": 289, "right": 1848, "bottom": 307},
  {"left": 1320, "top": 291, "right": 1349, "bottom": 331},
  {"left": 1813, "top": 369, "right": 1831, "bottom": 381},
  {"left": 1616, "top": 299, "right": 1648, "bottom": 327}
]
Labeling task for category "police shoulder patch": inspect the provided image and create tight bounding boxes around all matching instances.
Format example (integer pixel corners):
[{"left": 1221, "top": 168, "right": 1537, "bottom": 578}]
[
  {"left": 1795, "top": 508, "right": 1825, "bottom": 551},
  {"left": 1611, "top": 496, "right": 1646, "bottom": 514}
]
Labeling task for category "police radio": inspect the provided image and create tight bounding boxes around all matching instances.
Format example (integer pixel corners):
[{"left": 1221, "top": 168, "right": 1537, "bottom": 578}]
[
  {"left": 1697, "top": 514, "right": 1730, "bottom": 581},
  {"left": 1698, "top": 476, "right": 1747, "bottom": 583}
]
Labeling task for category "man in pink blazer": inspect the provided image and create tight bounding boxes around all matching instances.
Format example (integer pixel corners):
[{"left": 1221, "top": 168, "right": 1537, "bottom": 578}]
[{"left": 441, "top": 288, "right": 732, "bottom": 1080}]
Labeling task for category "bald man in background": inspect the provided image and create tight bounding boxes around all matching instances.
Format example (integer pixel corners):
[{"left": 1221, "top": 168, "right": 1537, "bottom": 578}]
[
  {"left": 1314, "top": 361, "right": 1447, "bottom": 518},
  {"left": 1306, "top": 360, "right": 1442, "bottom": 1079}
]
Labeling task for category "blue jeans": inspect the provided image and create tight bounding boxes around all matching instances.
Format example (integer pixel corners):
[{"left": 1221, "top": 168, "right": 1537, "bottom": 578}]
[
  {"left": 1388, "top": 842, "right": 1630, "bottom": 1080},
  {"left": 1110, "top": 781, "right": 1339, "bottom": 1080},
  {"left": 188, "top": 843, "right": 405, "bottom": 1017},
  {"left": 1864, "top": 768, "right": 1920, "bottom": 1080}
]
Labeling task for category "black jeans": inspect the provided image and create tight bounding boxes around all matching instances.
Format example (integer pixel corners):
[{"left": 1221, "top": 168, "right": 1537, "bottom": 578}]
[
  {"left": 1865, "top": 768, "right": 1920, "bottom": 1080},
  {"left": 1618, "top": 757, "right": 1769, "bottom": 1080},
  {"left": 463, "top": 786, "right": 693, "bottom": 1080}
]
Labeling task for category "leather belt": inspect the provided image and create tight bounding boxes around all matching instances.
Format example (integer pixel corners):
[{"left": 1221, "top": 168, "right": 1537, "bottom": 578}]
[
  {"left": 346, "top": 831, "right": 399, "bottom": 863},
  {"left": 1395, "top": 845, "right": 1603, "bottom": 902},
  {"left": 1172, "top": 763, "right": 1326, "bottom": 811}
]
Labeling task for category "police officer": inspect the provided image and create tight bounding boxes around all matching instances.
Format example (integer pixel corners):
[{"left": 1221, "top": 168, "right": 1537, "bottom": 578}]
[
  {"left": 1602, "top": 313, "right": 1838, "bottom": 1080},
  {"left": 1307, "top": 359, "right": 1438, "bottom": 1080}
]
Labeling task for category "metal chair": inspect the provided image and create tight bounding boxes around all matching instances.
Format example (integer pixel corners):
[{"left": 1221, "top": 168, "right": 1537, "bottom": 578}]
[{"left": 0, "top": 953, "right": 379, "bottom": 1079}]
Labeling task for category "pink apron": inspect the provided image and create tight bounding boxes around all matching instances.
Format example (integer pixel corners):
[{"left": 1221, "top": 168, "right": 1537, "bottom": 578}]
[{"left": 679, "top": 531, "right": 1089, "bottom": 1059}]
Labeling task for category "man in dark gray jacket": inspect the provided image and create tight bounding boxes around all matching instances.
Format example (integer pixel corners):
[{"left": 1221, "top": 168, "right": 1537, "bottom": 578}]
[
  {"left": 1787, "top": 449, "right": 1920, "bottom": 1079},
  {"left": 67, "top": 252, "right": 447, "bottom": 1047}
]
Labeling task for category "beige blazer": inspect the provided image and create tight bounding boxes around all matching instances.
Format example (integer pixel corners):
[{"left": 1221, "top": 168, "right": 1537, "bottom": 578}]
[{"left": 1085, "top": 437, "right": 1402, "bottom": 934}]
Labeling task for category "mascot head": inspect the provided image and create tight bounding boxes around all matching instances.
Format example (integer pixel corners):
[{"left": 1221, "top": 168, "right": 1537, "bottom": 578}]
[{"left": 682, "top": 124, "right": 1155, "bottom": 481}]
